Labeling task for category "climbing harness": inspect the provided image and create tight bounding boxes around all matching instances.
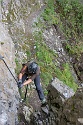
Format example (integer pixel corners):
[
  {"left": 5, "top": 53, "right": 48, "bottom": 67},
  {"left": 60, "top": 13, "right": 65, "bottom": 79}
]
[{"left": 0, "top": 54, "right": 28, "bottom": 101}]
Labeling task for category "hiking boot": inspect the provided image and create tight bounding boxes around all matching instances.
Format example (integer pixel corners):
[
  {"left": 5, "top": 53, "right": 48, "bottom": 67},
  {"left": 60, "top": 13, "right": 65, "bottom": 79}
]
[{"left": 41, "top": 98, "right": 47, "bottom": 107}]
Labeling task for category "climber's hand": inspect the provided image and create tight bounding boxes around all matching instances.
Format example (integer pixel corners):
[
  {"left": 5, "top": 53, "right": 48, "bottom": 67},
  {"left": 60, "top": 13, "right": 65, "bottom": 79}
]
[{"left": 17, "top": 79, "right": 23, "bottom": 88}]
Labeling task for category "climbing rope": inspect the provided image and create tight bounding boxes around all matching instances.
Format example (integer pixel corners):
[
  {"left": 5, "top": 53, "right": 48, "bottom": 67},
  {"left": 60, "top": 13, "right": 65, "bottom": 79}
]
[{"left": 0, "top": 54, "right": 28, "bottom": 101}]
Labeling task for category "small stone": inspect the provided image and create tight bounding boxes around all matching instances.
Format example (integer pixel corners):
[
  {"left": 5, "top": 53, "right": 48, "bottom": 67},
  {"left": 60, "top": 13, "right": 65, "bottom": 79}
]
[{"left": 78, "top": 118, "right": 83, "bottom": 123}]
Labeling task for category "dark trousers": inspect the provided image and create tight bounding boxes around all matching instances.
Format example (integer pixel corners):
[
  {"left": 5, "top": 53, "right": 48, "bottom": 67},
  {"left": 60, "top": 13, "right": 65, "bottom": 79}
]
[{"left": 22, "top": 74, "right": 45, "bottom": 101}]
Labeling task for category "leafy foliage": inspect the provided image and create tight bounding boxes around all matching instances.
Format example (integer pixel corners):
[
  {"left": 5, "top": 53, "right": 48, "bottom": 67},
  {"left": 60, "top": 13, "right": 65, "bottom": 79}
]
[
  {"left": 32, "top": 0, "right": 79, "bottom": 91},
  {"left": 56, "top": 63, "right": 78, "bottom": 91},
  {"left": 55, "top": 0, "right": 83, "bottom": 57},
  {"left": 33, "top": 32, "right": 57, "bottom": 85},
  {"left": 42, "top": 0, "right": 60, "bottom": 25},
  {"left": 15, "top": 0, "right": 79, "bottom": 91},
  {"left": 15, "top": 58, "right": 22, "bottom": 75},
  {"left": 33, "top": 29, "right": 78, "bottom": 91},
  {"left": 65, "top": 42, "right": 83, "bottom": 55}
]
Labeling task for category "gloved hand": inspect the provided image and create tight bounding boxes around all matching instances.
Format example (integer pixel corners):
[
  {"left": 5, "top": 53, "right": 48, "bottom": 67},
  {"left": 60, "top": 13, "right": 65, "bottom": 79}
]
[
  {"left": 17, "top": 79, "right": 23, "bottom": 88},
  {"left": 18, "top": 83, "right": 23, "bottom": 88}
]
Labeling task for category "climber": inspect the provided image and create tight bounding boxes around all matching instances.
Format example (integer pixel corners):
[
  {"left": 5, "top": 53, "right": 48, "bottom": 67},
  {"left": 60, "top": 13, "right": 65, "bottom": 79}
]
[{"left": 18, "top": 61, "right": 47, "bottom": 106}]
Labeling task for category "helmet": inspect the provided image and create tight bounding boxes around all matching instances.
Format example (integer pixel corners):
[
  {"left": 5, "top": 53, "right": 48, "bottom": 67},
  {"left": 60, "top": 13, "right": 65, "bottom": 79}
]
[{"left": 28, "top": 62, "right": 38, "bottom": 74}]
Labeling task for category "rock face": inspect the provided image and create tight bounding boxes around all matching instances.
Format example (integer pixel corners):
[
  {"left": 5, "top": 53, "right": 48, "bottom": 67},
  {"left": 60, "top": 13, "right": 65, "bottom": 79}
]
[
  {"left": 0, "top": 17, "right": 19, "bottom": 125},
  {"left": 1, "top": 0, "right": 45, "bottom": 64},
  {"left": 72, "top": 53, "right": 83, "bottom": 82},
  {"left": 60, "top": 87, "right": 83, "bottom": 125},
  {"left": 47, "top": 78, "right": 83, "bottom": 125},
  {"left": 0, "top": 0, "right": 83, "bottom": 125},
  {"left": 0, "top": 0, "right": 45, "bottom": 125}
]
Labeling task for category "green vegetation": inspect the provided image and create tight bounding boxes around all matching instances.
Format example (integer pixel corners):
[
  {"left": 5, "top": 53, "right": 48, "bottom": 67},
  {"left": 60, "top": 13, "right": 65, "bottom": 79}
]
[
  {"left": 33, "top": 30, "right": 78, "bottom": 91},
  {"left": 0, "top": 0, "right": 3, "bottom": 3},
  {"left": 32, "top": 0, "right": 79, "bottom": 91},
  {"left": 36, "top": 0, "right": 83, "bottom": 56},
  {"left": 33, "top": 31, "right": 57, "bottom": 86},
  {"left": 66, "top": 42, "right": 83, "bottom": 56},
  {"left": 0, "top": 42, "right": 4, "bottom": 45},
  {"left": 55, "top": 63, "right": 78, "bottom": 91},
  {"left": 15, "top": 58, "right": 22, "bottom": 75},
  {"left": 33, "top": 29, "right": 78, "bottom": 92},
  {"left": 14, "top": 0, "right": 80, "bottom": 91},
  {"left": 41, "top": 0, "right": 83, "bottom": 55},
  {"left": 55, "top": 0, "right": 83, "bottom": 54},
  {"left": 56, "top": 0, "right": 83, "bottom": 37},
  {"left": 42, "top": 0, "right": 60, "bottom": 25}
]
